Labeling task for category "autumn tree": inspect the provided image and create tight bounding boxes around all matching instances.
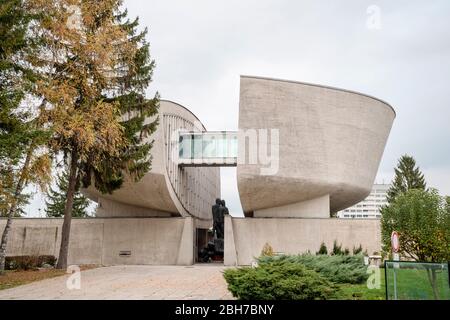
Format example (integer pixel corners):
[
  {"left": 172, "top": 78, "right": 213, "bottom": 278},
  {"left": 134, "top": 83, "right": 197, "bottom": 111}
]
[
  {"left": 386, "top": 154, "right": 426, "bottom": 203},
  {"left": 80, "top": 8, "right": 159, "bottom": 194},
  {"left": 0, "top": 0, "right": 51, "bottom": 274},
  {"left": 45, "top": 170, "right": 92, "bottom": 218},
  {"left": 28, "top": 0, "right": 158, "bottom": 269}
]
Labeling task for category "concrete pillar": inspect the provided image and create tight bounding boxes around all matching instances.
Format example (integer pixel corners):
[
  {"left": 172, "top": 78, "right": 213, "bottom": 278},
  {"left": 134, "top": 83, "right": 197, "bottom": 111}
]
[
  {"left": 176, "top": 217, "right": 194, "bottom": 265},
  {"left": 224, "top": 215, "right": 237, "bottom": 266}
]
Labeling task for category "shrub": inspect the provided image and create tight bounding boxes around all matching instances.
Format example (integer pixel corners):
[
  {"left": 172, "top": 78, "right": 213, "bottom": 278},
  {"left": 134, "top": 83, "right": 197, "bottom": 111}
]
[
  {"left": 258, "top": 253, "right": 369, "bottom": 284},
  {"left": 260, "top": 242, "right": 274, "bottom": 257},
  {"left": 316, "top": 242, "right": 328, "bottom": 255},
  {"left": 352, "top": 244, "right": 363, "bottom": 255},
  {"left": 5, "top": 255, "right": 57, "bottom": 270},
  {"left": 223, "top": 260, "right": 337, "bottom": 300},
  {"left": 332, "top": 240, "right": 343, "bottom": 255}
]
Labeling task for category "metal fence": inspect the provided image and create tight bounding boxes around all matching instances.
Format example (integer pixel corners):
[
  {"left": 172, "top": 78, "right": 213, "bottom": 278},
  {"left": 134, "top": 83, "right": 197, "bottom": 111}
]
[{"left": 385, "top": 260, "right": 450, "bottom": 300}]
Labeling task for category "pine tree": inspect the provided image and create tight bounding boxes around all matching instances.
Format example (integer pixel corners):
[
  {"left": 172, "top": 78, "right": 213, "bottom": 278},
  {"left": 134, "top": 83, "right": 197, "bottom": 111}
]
[
  {"left": 0, "top": 0, "right": 32, "bottom": 217},
  {"left": 0, "top": 0, "right": 52, "bottom": 274},
  {"left": 317, "top": 242, "right": 328, "bottom": 255},
  {"left": 387, "top": 155, "right": 426, "bottom": 203},
  {"left": 446, "top": 197, "right": 450, "bottom": 214},
  {"left": 45, "top": 171, "right": 91, "bottom": 218}
]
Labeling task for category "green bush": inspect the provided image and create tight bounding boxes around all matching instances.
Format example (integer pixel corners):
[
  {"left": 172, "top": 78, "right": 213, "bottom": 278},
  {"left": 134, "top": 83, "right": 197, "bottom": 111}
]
[
  {"left": 352, "top": 244, "right": 363, "bottom": 255},
  {"left": 332, "top": 240, "right": 343, "bottom": 255},
  {"left": 258, "top": 254, "right": 368, "bottom": 284},
  {"left": 5, "top": 255, "right": 57, "bottom": 270},
  {"left": 316, "top": 242, "right": 328, "bottom": 255},
  {"left": 223, "top": 260, "right": 337, "bottom": 300}
]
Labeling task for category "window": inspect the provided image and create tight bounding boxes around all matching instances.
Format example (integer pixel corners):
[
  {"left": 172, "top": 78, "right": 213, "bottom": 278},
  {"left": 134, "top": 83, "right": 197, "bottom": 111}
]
[{"left": 178, "top": 132, "right": 238, "bottom": 162}]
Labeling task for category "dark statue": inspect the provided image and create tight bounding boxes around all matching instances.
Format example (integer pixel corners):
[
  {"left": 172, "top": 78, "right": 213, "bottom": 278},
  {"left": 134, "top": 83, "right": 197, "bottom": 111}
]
[
  {"left": 198, "top": 198, "right": 229, "bottom": 262},
  {"left": 220, "top": 199, "right": 229, "bottom": 216},
  {"left": 212, "top": 198, "right": 224, "bottom": 239}
]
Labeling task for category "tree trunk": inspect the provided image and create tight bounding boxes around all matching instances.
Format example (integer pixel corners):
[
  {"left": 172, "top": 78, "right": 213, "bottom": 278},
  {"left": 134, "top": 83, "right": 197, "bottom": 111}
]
[
  {"left": 0, "top": 147, "right": 34, "bottom": 274},
  {"left": 56, "top": 151, "right": 78, "bottom": 270}
]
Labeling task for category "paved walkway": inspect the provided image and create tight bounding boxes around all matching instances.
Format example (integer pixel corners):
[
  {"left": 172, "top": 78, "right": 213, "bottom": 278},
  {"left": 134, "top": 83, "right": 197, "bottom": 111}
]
[{"left": 0, "top": 265, "right": 234, "bottom": 300}]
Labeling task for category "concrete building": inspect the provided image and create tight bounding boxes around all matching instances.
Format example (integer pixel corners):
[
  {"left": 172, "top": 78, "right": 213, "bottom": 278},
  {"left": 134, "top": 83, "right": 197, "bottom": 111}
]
[
  {"left": 1, "top": 76, "right": 395, "bottom": 266},
  {"left": 83, "top": 100, "right": 221, "bottom": 229},
  {"left": 337, "top": 184, "right": 389, "bottom": 219},
  {"left": 237, "top": 76, "right": 395, "bottom": 218}
]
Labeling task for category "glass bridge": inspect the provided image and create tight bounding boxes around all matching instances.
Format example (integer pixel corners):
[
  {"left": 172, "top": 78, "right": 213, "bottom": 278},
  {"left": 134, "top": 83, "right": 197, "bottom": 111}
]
[{"left": 178, "top": 131, "right": 238, "bottom": 166}]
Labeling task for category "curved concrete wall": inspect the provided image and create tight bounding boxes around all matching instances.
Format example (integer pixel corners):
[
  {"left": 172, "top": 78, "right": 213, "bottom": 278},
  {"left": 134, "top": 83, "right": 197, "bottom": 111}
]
[
  {"left": 237, "top": 76, "right": 395, "bottom": 217},
  {"left": 83, "top": 100, "right": 220, "bottom": 222}
]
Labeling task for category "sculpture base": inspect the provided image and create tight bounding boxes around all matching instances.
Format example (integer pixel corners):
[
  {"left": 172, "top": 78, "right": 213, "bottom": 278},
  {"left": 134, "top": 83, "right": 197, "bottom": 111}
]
[{"left": 214, "top": 238, "right": 224, "bottom": 253}]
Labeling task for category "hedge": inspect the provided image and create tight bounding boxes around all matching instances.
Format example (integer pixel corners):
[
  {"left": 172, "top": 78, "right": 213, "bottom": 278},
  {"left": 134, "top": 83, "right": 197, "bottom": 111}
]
[
  {"left": 5, "top": 255, "right": 57, "bottom": 270},
  {"left": 223, "top": 260, "right": 337, "bottom": 300},
  {"left": 258, "top": 253, "right": 369, "bottom": 284}
]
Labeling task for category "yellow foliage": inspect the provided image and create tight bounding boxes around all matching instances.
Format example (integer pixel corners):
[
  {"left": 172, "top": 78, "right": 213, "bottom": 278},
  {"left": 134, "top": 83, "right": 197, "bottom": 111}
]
[
  {"left": 28, "top": 153, "right": 52, "bottom": 192},
  {"left": 261, "top": 242, "right": 274, "bottom": 257},
  {"left": 26, "top": 0, "right": 137, "bottom": 169}
]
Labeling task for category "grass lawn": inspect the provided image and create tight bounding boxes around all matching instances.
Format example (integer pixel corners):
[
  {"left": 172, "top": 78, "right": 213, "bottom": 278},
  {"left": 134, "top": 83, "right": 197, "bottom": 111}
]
[
  {"left": 335, "top": 271, "right": 386, "bottom": 300},
  {"left": 385, "top": 267, "right": 450, "bottom": 300},
  {"left": 0, "top": 265, "right": 98, "bottom": 291},
  {"left": 335, "top": 267, "right": 450, "bottom": 300}
]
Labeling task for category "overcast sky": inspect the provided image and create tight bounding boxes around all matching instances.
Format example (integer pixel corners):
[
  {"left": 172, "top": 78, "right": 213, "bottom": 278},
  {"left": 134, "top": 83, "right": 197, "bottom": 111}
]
[{"left": 25, "top": 0, "right": 450, "bottom": 217}]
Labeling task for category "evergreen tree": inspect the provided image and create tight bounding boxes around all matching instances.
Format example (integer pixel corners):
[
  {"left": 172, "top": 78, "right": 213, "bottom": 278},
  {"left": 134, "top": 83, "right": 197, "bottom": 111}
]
[
  {"left": 331, "top": 240, "right": 343, "bottom": 255},
  {"left": 446, "top": 196, "right": 450, "bottom": 214},
  {"left": 0, "top": 0, "right": 52, "bottom": 274},
  {"left": 0, "top": 0, "right": 32, "bottom": 216},
  {"left": 317, "top": 242, "right": 328, "bottom": 255},
  {"left": 45, "top": 171, "right": 91, "bottom": 218},
  {"left": 386, "top": 154, "right": 426, "bottom": 203}
]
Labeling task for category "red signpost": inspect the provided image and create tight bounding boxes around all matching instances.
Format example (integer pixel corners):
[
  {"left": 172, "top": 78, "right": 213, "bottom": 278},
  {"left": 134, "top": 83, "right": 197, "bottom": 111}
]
[
  {"left": 391, "top": 231, "right": 400, "bottom": 300},
  {"left": 391, "top": 231, "right": 400, "bottom": 253}
]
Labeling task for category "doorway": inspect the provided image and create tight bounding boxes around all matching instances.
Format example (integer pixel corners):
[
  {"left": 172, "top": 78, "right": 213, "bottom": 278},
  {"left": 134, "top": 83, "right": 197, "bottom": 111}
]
[{"left": 195, "top": 228, "right": 223, "bottom": 263}]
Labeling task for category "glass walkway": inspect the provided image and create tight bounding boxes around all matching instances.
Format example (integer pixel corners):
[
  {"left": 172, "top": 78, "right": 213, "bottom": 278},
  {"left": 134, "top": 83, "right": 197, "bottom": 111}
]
[{"left": 178, "top": 131, "right": 238, "bottom": 166}]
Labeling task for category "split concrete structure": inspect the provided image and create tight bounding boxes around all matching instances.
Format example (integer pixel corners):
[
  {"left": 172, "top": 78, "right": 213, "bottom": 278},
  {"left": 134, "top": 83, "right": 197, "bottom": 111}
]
[{"left": 1, "top": 75, "right": 395, "bottom": 266}]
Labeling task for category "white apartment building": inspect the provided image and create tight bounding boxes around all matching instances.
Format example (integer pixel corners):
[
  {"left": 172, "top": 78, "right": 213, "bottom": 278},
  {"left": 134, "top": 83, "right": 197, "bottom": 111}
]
[{"left": 337, "top": 184, "right": 389, "bottom": 219}]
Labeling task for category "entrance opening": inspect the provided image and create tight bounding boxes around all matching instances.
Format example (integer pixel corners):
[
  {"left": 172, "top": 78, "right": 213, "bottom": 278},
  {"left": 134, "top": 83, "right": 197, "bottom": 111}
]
[{"left": 196, "top": 228, "right": 224, "bottom": 263}]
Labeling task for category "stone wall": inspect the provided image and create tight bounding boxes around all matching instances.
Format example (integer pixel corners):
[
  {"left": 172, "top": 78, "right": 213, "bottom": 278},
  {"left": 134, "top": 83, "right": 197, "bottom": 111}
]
[
  {"left": 224, "top": 215, "right": 381, "bottom": 266},
  {"left": 1, "top": 216, "right": 381, "bottom": 267}
]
